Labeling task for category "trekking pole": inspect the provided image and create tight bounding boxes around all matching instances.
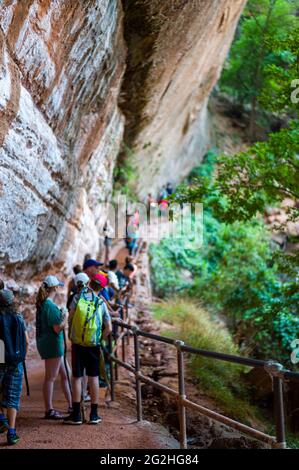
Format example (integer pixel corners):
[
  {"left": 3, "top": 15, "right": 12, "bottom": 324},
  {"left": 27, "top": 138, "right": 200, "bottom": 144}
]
[
  {"left": 63, "top": 330, "right": 72, "bottom": 397},
  {"left": 23, "top": 361, "right": 30, "bottom": 397}
]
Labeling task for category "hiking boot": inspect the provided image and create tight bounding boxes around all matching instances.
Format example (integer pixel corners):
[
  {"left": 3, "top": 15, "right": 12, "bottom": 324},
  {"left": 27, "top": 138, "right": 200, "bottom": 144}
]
[
  {"left": 7, "top": 430, "right": 20, "bottom": 446},
  {"left": 63, "top": 412, "right": 83, "bottom": 425},
  {"left": 0, "top": 418, "right": 8, "bottom": 434},
  {"left": 89, "top": 414, "right": 102, "bottom": 425}
]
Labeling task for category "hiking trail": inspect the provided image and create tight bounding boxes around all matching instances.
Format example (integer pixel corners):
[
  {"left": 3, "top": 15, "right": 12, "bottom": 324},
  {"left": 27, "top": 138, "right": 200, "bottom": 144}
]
[{"left": 1, "top": 244, "right": 178, "bottom": 450}]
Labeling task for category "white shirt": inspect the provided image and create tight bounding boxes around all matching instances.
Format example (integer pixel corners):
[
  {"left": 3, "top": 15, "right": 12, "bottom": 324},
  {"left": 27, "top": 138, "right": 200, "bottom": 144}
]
[{"left": 108, "top": 271, "right": 119, "bottom": 290}]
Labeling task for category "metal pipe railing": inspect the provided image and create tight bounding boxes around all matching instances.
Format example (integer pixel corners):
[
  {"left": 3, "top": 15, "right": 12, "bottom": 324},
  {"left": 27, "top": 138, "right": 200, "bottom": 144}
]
[
  {"left": 105, "top": 244, "right": 293, "bottom": 449},
  {"left": 108, "top": 318, "right": 299, "bottom": 449}
]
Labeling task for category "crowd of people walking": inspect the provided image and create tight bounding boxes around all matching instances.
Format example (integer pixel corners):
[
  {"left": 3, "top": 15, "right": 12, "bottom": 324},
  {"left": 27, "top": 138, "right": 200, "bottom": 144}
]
[
  {"left": 0, "top": 183, "right": 173, "bottom": 446},
  {"left": 0, "top": 242, "right": 137, "bottom": 446}
]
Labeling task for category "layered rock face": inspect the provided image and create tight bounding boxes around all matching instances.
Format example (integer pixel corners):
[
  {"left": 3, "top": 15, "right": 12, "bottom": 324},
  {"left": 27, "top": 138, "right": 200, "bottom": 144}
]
[
  {"left": 0, "top": 0, "right": 125, "bottom": 275},
  {"left": 121, "top": 0, "right": 247, "bottom": 198},
  {"left": 0, "top": 0, "right": 246, "bottom": 277}
]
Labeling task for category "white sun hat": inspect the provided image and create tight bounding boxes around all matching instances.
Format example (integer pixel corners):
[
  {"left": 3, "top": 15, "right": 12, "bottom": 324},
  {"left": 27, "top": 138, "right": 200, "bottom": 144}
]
[
  {"left": 75, "top": 272, "right": 90, "bottom": 286},
  {"left": 43, "top": 275, "right": 64, "bottom": 287}
]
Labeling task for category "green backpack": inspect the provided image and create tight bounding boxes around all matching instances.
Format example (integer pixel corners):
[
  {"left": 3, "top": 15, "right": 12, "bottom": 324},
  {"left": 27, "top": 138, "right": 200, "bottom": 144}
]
[{"left": 70, "top": 289, "right": 103, "bottom": 347}]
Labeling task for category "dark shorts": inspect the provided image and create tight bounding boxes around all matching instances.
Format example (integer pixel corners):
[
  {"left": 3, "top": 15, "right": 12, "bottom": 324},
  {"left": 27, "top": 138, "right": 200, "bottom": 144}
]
[
  {"left": 0, "top": 363, "right": 24, "bottom": 411},
  {"left": 71, "top": 344, "right": 100, "bottom": 378}
]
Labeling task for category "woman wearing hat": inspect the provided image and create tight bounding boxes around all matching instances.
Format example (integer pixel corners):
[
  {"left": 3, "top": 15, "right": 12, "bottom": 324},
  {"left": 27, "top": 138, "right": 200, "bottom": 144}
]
[{"left": 36, "top": 276, "right": 72, "bottom": 420}]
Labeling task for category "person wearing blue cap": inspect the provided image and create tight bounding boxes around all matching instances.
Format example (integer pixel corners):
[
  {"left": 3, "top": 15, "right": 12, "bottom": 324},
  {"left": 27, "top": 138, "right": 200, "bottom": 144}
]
[
  {"left": 83, "top": 259, "right": 104, "bottom": 279},
  {"left": 35, "top": 276, "right": 72, "bottom": 420}
]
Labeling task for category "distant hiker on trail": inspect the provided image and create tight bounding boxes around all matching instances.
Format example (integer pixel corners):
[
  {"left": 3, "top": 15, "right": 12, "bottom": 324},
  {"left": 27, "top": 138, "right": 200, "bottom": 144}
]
[
  {"left": 158, "top": 185, "right": 168, "bottom": 203},
  {"left": 126, "top": 220, "right": 139, "bottom": 257},
  {"left": 103, "top": 221, "right": 113, "bottom": 267},
  {"left": 36, "top": 276, "right": 72, "bottom": 420},
  {"left": 166, "top": 182, "right": 174, "bottom": 196},
  {"left": 147, "top": 193, "right": 156, "bottom": 214},
  {"left": 0, "top": 290, "right": 29, "bottom": 446},
  {"left": 65, "top": 276, "right": 112, "bottom": 425}
]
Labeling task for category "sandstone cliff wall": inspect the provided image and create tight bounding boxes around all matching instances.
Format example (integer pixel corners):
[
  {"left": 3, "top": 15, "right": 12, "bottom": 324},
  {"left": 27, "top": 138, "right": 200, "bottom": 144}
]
[
  {"left": 120, "top": 0, "right": 247, "bottom": 198},
  {"left": 0, "top": 0, "right": 246, "bottom": 277}
]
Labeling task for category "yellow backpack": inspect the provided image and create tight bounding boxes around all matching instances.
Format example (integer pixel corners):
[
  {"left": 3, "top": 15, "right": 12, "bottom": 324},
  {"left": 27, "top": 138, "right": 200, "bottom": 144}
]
[{"left": 70, "top": 289, "right": 103, "bottom": 347}]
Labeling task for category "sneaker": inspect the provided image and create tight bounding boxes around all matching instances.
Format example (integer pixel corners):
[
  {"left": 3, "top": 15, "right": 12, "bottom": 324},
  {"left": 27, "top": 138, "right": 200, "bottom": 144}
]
[
  {"left": 7, "top": 431, "right": 20, "bottom": 446},
  {"left": 89, "top": 414, "right": 102, "bottom": 425},
  {"left": 63, "top": 413, "right": 83, "bottom": 425},
  {"left": 84, "top": 393, "right": 91, "bottom": 403},
  {"left": 0, "top": 418, "right": 8, "bottom": 434},
  {"left": 44, "top": 409, "right": 64, "bottom": 420}
]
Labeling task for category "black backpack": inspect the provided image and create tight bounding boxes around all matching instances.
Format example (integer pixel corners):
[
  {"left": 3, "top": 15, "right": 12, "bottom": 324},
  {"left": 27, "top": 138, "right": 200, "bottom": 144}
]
[{"left": 0, "top": 311, "right": 27, "bottom": 366}]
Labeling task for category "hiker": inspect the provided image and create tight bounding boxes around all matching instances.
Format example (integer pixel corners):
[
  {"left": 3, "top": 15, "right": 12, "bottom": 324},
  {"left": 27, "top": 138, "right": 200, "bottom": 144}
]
[
  {"left": 158, "top": 185, "right": 168, "bottom": 203},
  {"left": 83, "top": 258, "right": 104, "bottom": 279},
  {"left": 114, "top": 264, "right": 135, "bottom": 318},
  {"left": 166, "top": 182, "right": 174, "bottom": 196},
  {"left": 67, "top": 265, "right": 82, "bottom": 309},
  {"left": 70, "top": 273, "right": 92, "bottom": 404},
  {"left": 126, "top": 223, "right": 139, "bottom": 257},
  {"left": 0, "top": 279, "right": 4, "bottom": 291},
  {"left": 93, "top": 273, "right": 121, "bottom": 321},
  {"left": 108, "top": 260, "right": 120, "bottom": 292},
  {"left": 67, "top": 265, "right": 82, "bottom": 298},
  {"left": 36, "top": 276, "right": 72, "bottom": 420},
  {"left": 66, "top": 260, "right": 101, "bottom": 310},
  {"left": 147, "top": 193, "right": 156, "bottom": 212},
  {"left": 125, "top": 256, "right": 137, "bottom": 280},
  {"left": 65, "top": 276, "right": 112, "bottom": 425},
  {"left": 91, "top": 274, "right": 116, "bottom": 389},
  {"left": 0, "top": 290, "right": 28, "bottom": 446},
  {"left": 103, "top": 221, "right": 113, "bottom": 267},
  {"left": 116, "top": 264, "right": 135, "bottom": 292}
]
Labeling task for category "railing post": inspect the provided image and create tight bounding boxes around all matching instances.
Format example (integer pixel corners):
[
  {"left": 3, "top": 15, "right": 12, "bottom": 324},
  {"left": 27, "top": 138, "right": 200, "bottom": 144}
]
[
  {"left": 133, "top": 326, "right": 142, "bottom": 422},
  {"left": 108, "top": 333, "right": 115, "bottom": 401},
  {"left": 175, "top": 340, "right": 187, "bottom": 449},
  {"left": 265, "top": 361, "right": 287, "bottom": 449},
  {"left": 273, "top": 376, "right": 286, "bottom": 449},
  {"left": 114, "top": 323, "right": 119, "bottom": 381},
  {"left": 121, "top": 323, "right": 126, "bottom": 363},
  {"left": 126, "top": 297, "right": 130, "bottom": 346}
]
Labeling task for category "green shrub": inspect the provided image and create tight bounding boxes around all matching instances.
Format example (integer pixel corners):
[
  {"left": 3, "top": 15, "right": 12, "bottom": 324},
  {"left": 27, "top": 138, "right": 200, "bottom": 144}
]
[
  {"left": 150, "top": 154, "right": 299, "bottom": 366},
  {"left": 152, "top": 299, "right": 261, "bottom": 424}
]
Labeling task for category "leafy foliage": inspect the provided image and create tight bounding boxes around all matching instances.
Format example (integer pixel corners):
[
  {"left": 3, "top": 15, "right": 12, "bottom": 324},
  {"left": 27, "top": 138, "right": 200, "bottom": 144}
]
[
  {"left": 150, "top": 151, "right": 299, "bottom": 365},
  {"left": 152, "top": 299, "right": 262, "bottom": 424},
  {"left": 220, "top": 0, "right": 298, "bottom": 138}
]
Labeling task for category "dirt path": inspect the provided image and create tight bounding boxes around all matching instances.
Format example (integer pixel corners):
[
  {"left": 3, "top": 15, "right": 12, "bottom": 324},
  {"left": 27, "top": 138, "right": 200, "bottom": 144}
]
[
  {"left": 1, "top": 241, "right": 178, "bottom": 450},
  {"left": 0, "top": 354, "right": 178, "bottom": 450}
]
